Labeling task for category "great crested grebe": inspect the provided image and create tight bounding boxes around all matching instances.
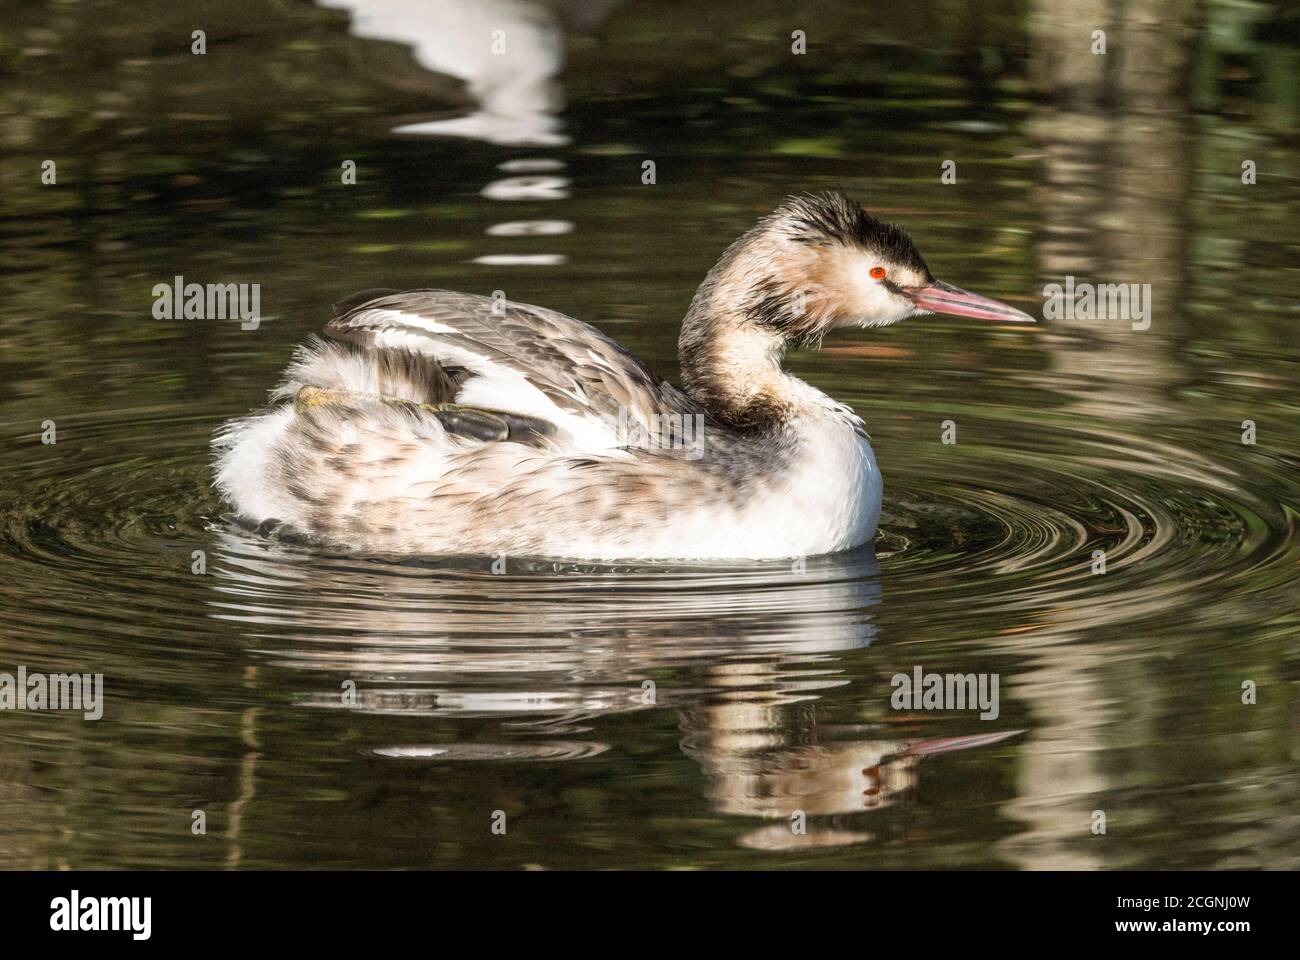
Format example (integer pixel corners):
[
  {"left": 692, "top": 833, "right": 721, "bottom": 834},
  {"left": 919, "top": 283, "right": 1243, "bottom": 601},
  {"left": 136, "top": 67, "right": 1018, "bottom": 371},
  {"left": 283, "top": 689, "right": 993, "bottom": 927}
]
[{"left": 214, "top": 192, "right": 1033, "bottom": 560}]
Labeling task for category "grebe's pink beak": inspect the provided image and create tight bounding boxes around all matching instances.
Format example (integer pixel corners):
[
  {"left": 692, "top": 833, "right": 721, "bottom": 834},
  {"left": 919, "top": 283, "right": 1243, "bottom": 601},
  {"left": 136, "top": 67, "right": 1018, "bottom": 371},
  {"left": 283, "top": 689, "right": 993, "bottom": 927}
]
[{"left": 907, "top": 279, "right": 1036, "bottom": 324}]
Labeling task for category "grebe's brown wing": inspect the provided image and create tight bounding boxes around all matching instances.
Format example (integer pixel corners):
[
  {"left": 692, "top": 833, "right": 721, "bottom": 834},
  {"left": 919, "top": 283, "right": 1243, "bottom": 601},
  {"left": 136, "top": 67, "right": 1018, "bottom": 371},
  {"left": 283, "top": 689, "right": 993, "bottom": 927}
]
[{"left": 325, "top": 289, "right": 698, "bottom": 443}]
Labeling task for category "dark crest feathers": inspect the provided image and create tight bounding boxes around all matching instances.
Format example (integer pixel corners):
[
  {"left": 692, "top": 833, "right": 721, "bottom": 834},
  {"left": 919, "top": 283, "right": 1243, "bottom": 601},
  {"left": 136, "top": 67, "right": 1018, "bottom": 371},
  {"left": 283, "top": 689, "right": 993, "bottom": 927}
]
[{"left": 778, "top": 191, "right": 932, "bottom": 278}]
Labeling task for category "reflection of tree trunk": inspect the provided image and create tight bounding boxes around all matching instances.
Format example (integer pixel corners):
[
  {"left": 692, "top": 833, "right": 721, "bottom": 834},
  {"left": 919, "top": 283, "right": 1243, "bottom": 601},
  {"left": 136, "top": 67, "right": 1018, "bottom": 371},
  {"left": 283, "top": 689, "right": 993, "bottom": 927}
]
[
  {"left": 1029, "top": 97, "right": 1195, "bottom": 419},
  {"left": 225, "top": 665, "right": 260, "bottom": 869},
  {"left": 1031, "top": 0, "right": 1200, "bottom": 351},
  {"left": 995, "top": 637, "right": 1117, "bottom": 869},
  {"left": 1008, "top": 0, "right": 1202, "bottom": 869}
]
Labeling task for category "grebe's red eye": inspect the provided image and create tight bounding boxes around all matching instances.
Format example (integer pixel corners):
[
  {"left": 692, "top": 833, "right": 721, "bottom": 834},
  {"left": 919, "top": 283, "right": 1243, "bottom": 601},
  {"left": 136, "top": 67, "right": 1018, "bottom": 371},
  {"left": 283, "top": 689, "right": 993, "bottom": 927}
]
[{"left": 869, "top": 266, "right": 887, "bottom": 280}]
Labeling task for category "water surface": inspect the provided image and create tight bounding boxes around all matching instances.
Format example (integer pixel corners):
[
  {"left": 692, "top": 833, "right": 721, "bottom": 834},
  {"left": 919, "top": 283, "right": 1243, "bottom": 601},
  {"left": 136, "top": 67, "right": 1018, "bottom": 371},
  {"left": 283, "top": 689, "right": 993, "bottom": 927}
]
[{"left": 0, "top": 0, "right": 1297, "bottom": 869}]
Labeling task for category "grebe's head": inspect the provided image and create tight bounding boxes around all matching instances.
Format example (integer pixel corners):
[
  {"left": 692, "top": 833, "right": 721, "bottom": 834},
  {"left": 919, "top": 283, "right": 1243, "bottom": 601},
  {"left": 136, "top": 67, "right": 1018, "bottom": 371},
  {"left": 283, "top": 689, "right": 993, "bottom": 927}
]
[
  {"left": 733, "top": 191, "right": 1035, "bottom": 344},
  {"left": 678, "top": 191, "right": 1035, "bottom": 426}
]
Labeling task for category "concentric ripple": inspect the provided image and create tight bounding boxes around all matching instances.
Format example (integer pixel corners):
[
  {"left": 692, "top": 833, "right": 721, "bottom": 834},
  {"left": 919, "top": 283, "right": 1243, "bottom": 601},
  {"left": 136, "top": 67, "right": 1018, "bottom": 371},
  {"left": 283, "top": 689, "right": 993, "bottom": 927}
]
[
  {"left": 0, "top": 362, "right": 1295, "bottom": 867},
  {"left": 1, "top": 396, "right": 1294, "bottom": 696}
]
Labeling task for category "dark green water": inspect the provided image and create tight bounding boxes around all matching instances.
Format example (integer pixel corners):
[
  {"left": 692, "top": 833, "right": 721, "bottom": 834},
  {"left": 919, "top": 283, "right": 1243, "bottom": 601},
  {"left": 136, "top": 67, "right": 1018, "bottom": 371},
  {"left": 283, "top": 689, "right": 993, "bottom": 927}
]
[{"left": 0, "top": 0, "right": 1297, "bottom": 868}]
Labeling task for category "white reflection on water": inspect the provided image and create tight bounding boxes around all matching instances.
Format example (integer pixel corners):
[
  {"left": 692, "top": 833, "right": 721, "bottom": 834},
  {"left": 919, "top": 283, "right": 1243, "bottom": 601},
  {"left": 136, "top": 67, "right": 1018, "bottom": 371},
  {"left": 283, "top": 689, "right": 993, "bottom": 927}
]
[
  {"left": 317, "top": 0, "right": 571, "bottom": 145},
  {"left": 481, "top": 174, "right": 572, "bottom": 200},
  {"left": 486, "top": 220, "right": 574, "bottom": 236},
  {"left": 472, "top": 253, "right": 567, "bottom": 265}
]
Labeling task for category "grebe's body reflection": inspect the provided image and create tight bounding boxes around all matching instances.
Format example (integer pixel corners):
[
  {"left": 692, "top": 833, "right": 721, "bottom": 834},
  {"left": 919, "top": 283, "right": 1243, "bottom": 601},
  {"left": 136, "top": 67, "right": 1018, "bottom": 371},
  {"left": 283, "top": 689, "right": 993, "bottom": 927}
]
[{"left": 209, "top": 530, "right": 1012, "bottom": 847}]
